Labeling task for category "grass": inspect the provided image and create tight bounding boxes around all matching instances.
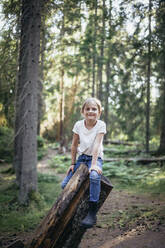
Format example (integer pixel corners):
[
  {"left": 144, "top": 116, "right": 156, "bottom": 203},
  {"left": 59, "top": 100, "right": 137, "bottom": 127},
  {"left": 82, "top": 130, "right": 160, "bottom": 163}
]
[{"left": 0, "top": 166, "right": 62, "bottom": 233}]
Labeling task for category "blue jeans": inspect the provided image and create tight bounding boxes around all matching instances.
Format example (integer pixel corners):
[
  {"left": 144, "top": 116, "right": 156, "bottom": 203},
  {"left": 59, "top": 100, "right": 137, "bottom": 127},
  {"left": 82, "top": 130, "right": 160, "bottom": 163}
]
[{"left": 61, "top": 154, "right": 103, "bottom": 202}]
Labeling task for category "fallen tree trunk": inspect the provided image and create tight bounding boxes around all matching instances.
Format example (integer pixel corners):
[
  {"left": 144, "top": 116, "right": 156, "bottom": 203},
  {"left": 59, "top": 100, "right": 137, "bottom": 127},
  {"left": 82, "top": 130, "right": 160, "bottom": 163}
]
[
  {"left": 104, "top": 140, "right": 135, "bottom": 146},
  {"left": 105, "top": 156, "right": 165, "bottom": 166},
  {"left": 104, "top": 148, "right": 156, "bottom": 155},
  {"left": 27, "top": 163, "right": 113, "bottom": 248}
]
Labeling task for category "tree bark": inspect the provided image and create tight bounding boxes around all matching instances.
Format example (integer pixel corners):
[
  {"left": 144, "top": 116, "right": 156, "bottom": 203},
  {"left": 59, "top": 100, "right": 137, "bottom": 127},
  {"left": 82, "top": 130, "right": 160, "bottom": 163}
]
[
  {"left": 37, "top": 10, "right": 45, "bottom": 135},
  {"left": 104, "top": 0, "right": 112, "bottom": 141},
  {"left": 59, "top": 12, "right": 65, "bottom": 152},
  {"left": 146, "top": 0, "right": 152, "bottom": 153},
  {"left": 13, "top": 0, "right": 41, "bottom": 204},
  {"left": 158, "top": 80, "right": 165, "bottom": 155},
  {"left": 157, "top": 0, "right": 165, "bottom": 155},
  {"left": 28, "top": 164, "right": 113, "bottom": 248},
  {"left": 92, "top": 0, "right": 97, "bottom": 97},
  {"left": 98, "top": 0, "right": 105, "bottom": 101}
]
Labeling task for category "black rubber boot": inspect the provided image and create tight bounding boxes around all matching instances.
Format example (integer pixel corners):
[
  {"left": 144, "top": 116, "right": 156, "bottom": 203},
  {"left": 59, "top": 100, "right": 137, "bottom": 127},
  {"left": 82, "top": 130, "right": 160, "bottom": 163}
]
[{"left": 81, "top": 201, "right": 98, "bottom": 228}]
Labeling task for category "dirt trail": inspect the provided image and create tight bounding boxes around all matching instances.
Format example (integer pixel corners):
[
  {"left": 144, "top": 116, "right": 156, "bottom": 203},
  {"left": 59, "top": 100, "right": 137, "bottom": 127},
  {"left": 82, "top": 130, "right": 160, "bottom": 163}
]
[{"left": 79, "top": 189, "right": 165, "bottom": 248}]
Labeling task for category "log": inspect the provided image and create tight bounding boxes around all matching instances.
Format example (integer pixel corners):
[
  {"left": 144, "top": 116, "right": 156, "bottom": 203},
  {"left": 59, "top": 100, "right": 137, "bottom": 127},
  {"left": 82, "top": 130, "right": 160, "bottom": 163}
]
[
  {"left": 104, "top": 156, "right": 165, "bottom": 166},
  {"left": 27, "top": 164, "right": 113, "bottom": 248},
  {"left": 104, "top": 140, "right": 135, "bottom": 146},
  {"left": 104, "top": 148, "right": 156, "bottom": 155},
  {"left": 104, "top": 148, "right": 141, "bottom": 154}
]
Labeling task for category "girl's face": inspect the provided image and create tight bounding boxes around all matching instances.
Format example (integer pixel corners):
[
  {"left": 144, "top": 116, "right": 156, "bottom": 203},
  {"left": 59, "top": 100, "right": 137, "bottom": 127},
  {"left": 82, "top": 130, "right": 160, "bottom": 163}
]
[{"left": 83, "top": 102, "right": 100, "bottom": 121}]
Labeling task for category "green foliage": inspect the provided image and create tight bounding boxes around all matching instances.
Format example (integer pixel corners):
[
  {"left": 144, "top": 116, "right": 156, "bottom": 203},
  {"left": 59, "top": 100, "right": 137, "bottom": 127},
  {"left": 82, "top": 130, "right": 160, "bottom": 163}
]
[
  {"left": 103, "top": 161, "right": 143, "bottom": 184},
  {"left": 37, "top": 148, "right": 48, "bottom": 161},
  {"left": 0, "top": 169, "right": 61, "bottom": 233},
  {"left": 37, "top": 136, "right": 48, "bottom": 160},
  {"left": 48, "top": 142, "right": 59, "bottom": 150},
  {"left": 103, "top": 161, "right": 165, "bottom": 195},
  {"left": 0, "top": 0, "right": 164, "bottom": 145},
  {"left": 0, "top": 126, "right": 13, "bottom": 162},
  {"left": 38, "top": 172, "right": 60, "bottom": 183},
  {"left": 37, "top": 136, "right": 45, "bottom": 148},
  {"left": 0, "top": 127, "right": 48, "bottom": 162},
  {"left": 48, "top": 155, "right": 70, "bottom": 174},
  {"left": 104, "top": 144, "right": 143, "bottom": 158}
]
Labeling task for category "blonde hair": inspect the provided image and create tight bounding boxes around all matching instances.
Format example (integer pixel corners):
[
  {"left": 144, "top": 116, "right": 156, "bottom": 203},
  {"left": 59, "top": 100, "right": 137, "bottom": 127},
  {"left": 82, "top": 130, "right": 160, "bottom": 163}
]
[{"left": 81, "top": 97, "right": 102, "bottom": 114}]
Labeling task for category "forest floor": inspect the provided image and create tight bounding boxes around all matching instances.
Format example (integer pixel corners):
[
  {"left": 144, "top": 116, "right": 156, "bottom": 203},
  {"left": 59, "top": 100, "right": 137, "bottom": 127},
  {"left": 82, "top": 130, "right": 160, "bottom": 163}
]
[
  {"left": 0, "top": 147, "right": 165, "bottom": 248},
  {"left": 79, "top": 189, "right": 165, "bottom": 248}
]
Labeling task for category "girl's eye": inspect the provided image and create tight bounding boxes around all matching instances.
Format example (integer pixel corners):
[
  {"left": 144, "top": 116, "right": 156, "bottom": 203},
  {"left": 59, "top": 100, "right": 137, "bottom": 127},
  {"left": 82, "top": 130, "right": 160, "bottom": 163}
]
[{"left": 85, "top": 107, "right": 97, "bottom": 111}]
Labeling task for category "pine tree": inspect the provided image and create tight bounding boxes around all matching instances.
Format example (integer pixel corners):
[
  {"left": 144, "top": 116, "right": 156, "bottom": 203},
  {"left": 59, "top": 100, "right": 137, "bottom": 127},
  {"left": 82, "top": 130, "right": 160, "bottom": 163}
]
[
  {"left": 146, "top": 0, "right": 152, "bottom": 153},
  {"left": 14, "top": 0, "right": 42, "bottom": 204},
  {"left": 156, "top": 0, "right": 165, "bottom": 155}
]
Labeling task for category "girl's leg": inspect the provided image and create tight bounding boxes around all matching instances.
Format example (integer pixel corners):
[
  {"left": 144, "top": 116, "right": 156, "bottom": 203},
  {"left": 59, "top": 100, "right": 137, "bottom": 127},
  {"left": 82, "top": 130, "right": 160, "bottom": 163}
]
[
  {"left": 88, "top": 157, "right": 103, "bottom": 202},
  {"left": 81, "top": 157, "right": 103, "bottom": 228},
  {"left": 61, "top": 155, "right": 84, "bottom": 189}
]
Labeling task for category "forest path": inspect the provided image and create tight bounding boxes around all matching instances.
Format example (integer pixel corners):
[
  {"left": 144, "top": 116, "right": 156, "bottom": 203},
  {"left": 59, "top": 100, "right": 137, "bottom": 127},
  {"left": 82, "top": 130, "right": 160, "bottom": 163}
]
[
  {"left": 79, "top": 189, "right": 165, "bottom": 248},
  {"left": 38, "top": 147, "right": 58, "bottom": 172}
]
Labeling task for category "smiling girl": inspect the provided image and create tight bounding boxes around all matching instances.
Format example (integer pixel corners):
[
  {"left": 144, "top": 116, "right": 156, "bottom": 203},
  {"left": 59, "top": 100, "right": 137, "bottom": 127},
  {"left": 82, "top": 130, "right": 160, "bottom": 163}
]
[{"left": 61, "top": 97, "right": 106, "bottom": 228}]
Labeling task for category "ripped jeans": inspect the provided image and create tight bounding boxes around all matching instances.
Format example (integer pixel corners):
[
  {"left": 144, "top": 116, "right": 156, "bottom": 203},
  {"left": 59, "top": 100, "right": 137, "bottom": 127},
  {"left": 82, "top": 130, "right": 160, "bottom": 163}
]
[{"left": 61, "top": 154, "right": 103, "bottom": 202}]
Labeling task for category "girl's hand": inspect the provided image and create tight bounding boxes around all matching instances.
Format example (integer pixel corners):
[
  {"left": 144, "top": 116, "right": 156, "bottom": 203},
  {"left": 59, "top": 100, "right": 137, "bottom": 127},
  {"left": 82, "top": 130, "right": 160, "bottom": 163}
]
[
  {"left": 89, "top": 165, "right": 102, "bottom": 174},
  {"left": 67, "top": 165, "right": 74, "bottom": 174}
]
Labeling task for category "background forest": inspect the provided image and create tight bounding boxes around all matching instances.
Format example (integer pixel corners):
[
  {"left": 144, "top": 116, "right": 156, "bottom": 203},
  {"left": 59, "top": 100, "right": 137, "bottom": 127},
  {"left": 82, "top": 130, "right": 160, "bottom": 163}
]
[
  {"left": 0, "top": 0, "right": 165, "bottom": 209},
  {"left": 0, "top": 1, "right": 165, "bottom": 247}
]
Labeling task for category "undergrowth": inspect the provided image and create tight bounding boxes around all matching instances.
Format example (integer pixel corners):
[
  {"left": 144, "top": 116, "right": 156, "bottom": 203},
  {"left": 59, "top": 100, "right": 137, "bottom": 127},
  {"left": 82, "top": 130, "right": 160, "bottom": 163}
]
[
  {"left": 48, "top": 155, "right": 70, "bottom": 174},
  {"left": 103, "top": 161, "right": 165, "bottom": 195},
  {"left": 0, "top": 168, "right": 61, "bottom": 233}
]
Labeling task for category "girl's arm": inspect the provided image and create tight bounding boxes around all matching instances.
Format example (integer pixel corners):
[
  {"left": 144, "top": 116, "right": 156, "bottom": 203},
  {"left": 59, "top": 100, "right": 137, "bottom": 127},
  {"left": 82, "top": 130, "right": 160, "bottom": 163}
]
[
  {"left": 67, "top": 133, "right": 79, "bottom": 174},
  {"left": 90, "top": 133, "right": 104, "bottom": 174}
]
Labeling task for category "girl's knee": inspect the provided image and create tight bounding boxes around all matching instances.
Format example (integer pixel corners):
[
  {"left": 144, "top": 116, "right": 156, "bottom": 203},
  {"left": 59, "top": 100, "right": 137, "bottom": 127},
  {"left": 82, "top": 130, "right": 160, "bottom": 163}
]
[{"left": 90, "top": 170, "right": 100, "bottom": 180}]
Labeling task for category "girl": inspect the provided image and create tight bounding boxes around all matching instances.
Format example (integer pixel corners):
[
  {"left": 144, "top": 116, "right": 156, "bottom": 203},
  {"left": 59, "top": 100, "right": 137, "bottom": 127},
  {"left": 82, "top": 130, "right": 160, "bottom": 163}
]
[{"left": 61, "top": 97, "right": 106, "bottom": 228}]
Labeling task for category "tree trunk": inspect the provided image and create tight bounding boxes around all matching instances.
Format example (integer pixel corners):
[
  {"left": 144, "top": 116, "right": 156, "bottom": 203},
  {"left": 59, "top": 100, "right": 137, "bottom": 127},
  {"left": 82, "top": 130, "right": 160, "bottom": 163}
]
[
  {"left": 146, "top": 0, "right": 152, "bottom": 153},
  {"left": 158, "top": 81, "right": 165, "bottom": 154},
  {"left": 104, "top": 0, "right": 112, "bottom": 141},
  {"left": 104, "top": 58, "right": 110, "bottom": 141},
  {"left": 58, "top": 12, "right": 65, "bottom": 152},
  {"left": 59, "top": 68, "right": 65, "bottom": 152},
  {"left": 92, "top": 0, "right": 97, "bottom": 97},
  {"left": 28, "top": 164, "right": 113, "bottom": 248},
  {"left": 37, "top": 11, "right": 45, "bottom": 135},
  {"left": 13, "top": 0, "right": 41, "bottom": 204},
  {"left": 98, "top": 0, "right": 105, "bottom": 101},
  {"left": 157, "top": 0, "right": 165, "bottom": 155}
]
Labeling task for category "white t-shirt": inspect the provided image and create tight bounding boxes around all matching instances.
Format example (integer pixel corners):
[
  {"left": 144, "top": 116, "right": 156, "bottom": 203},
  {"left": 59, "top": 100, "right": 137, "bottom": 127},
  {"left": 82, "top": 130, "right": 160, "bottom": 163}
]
[{"left": 72, "top": 119, "right": 106, "bottom": 159}]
